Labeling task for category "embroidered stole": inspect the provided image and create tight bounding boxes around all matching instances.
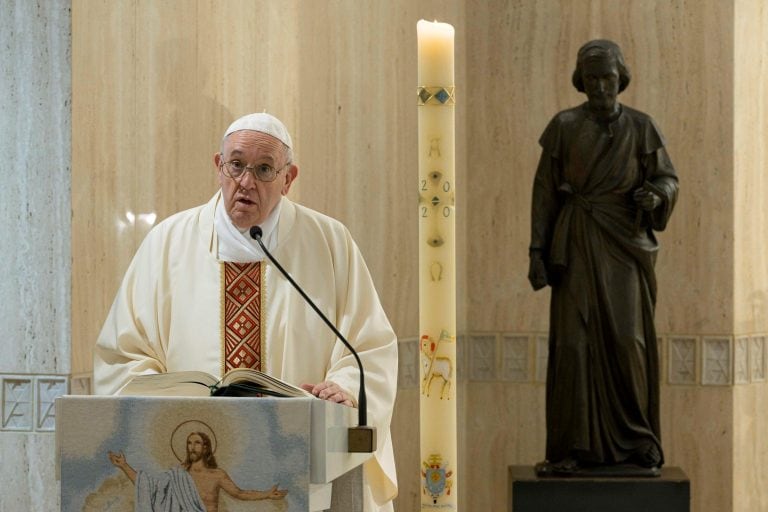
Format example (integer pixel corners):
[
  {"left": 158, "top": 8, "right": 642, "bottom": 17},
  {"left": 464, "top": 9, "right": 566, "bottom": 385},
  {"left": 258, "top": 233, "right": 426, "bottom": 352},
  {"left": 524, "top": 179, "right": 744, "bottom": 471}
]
[{"left": 222, "top": 262, "right": 265, "bottom": 373}]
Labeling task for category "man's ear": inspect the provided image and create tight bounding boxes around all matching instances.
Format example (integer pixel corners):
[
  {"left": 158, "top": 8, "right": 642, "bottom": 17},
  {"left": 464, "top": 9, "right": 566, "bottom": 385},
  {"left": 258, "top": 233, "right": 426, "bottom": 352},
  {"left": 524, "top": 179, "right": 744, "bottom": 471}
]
[{"left": 281, "top": 164, "right": 299, "bottom": 195}]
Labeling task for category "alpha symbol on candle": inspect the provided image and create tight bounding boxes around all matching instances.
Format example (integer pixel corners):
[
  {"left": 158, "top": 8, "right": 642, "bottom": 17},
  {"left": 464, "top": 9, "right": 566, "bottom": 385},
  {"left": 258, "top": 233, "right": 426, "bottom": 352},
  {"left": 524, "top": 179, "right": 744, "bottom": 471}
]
[{"left": 428, "top": 138, "right": 441, "bottom": 158}]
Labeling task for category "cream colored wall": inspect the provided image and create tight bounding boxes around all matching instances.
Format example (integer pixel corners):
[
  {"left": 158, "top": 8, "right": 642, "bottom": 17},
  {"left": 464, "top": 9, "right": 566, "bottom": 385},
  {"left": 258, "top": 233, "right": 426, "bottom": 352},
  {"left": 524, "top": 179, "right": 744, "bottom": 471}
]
[
  {"left": 463, "top": 1, "right": 735, "bottom": 511},
  {"left": 72, "top": 1, "right": 761, "bottom": 512},
  {"left": 734, "top": 0, "right": 768, "bottom": 335},
  {"left": 733, "top": 0, "right": 768, "bottom": 510}
]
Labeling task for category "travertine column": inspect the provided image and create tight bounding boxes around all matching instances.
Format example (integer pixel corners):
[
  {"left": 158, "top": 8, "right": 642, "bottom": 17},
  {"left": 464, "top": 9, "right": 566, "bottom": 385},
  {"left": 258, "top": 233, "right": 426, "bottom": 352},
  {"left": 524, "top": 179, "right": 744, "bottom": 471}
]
[{"left": 0, "top": 1, "right": 71, "bottom": 510}]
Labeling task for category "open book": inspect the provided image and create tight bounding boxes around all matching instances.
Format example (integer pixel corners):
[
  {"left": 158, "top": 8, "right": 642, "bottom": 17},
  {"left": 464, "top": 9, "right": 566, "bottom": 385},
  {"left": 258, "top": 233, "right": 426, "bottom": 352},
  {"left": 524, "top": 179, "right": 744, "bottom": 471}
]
[{"left": 118, "top": 368, "right": 314, "bottom": 398}]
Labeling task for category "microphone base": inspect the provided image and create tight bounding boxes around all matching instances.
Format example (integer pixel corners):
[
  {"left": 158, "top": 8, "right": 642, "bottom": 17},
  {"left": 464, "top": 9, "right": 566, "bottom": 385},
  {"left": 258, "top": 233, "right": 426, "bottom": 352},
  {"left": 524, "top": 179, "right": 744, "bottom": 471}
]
[{"left": 348, "top": 426, "right": 377, "bottom": 453}]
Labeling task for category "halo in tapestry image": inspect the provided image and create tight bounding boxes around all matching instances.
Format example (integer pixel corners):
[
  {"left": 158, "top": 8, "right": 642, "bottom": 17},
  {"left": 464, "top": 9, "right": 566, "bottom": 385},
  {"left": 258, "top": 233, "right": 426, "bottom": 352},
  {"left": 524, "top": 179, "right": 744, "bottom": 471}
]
[{"left": 170, "top": 419, "right": 218, "bottom": 462}]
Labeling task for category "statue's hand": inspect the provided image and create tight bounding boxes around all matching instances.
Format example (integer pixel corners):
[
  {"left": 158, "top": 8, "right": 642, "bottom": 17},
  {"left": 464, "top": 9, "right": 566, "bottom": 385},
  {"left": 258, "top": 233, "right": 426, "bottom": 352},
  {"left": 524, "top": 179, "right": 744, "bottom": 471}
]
[
  {"left": 528, "top": 251, "right": 548, "bottom": 291},
  {"left": 633, "top": 187, "right": 662, "bottom": 212}
]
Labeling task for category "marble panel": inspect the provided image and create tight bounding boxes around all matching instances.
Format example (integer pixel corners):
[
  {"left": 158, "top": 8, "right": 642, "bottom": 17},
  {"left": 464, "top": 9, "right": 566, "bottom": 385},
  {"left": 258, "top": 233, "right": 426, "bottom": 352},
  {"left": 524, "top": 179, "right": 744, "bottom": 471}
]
[
  {"left": 749, "top": 336, "right": 765, "bottom": 382},
  {"left": 535, "top": 334, "right": 549, "bottom": 383},
  {"left": 35, "top": 377, "right": 67, "bottom": 431},
  {"left": 455, "top": 333, "right": 467, "bottom": 382},
  {"left": 69, "top": 374, "right": 92, "bottom": 396},
  {"left": 1, "top": 376, "right": 33, "bottom": 431},
  {"left": 735, "top": 336, "right": 750, "bottom": 385},
  {"left": 734, "top": 0, "right": 768, "bottom": 335},
  {"left": 467, "top": 334, "right": 497, "bottom": 382},
  {"left": 398, "top": 338, "right": 419, "bottom": 390},
  {"left": 702, "top": 336, "right": 732, "bottom": 386},
  {"left": 500, "top": 335, "right": 530, "bottom": 382},
  {"left": 0, "top": 0, "right": 71, "bottom": 376},
  {"left": 0, "top": 433, "right": 60, "bottom": 511},
  {"left": 668, "top": 337, "right": 697, "bottom": 385}
]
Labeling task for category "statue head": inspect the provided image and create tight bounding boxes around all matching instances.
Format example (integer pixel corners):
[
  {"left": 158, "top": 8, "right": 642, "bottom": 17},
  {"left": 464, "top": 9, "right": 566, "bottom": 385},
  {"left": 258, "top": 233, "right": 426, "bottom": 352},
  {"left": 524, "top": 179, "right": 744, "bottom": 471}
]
[{"left": 571, "top": 40, "right": 631, "bottom": 114}]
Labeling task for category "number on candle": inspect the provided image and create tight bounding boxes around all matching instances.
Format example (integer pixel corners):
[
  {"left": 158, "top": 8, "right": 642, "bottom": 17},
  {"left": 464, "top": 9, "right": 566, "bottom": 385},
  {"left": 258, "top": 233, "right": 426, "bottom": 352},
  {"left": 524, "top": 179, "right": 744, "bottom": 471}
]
[{"left": 428, "top": 138, "right": 441, "bottom": 158}]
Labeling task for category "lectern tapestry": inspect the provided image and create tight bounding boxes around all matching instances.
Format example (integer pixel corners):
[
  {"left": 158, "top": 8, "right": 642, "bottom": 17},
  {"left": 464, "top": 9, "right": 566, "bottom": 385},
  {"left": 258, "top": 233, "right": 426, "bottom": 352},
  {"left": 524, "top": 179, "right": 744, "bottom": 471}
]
[{"left": 223, "top": 262, "right": 265, "bottom": 373}]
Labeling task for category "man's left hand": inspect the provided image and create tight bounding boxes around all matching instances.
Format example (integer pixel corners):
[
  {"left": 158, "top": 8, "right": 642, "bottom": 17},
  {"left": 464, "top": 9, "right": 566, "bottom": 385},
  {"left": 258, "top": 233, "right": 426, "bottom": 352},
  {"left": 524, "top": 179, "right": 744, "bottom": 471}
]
[{"left": 301, "top": 381, "right": 356, "bottom": 407}]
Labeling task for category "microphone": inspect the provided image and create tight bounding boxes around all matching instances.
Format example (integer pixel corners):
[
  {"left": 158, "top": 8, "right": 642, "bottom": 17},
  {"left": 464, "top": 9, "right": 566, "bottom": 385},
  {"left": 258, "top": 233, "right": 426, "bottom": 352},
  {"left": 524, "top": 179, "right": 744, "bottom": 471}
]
[{"left": 249, "top": 225, "right": 375, "bottom": 453}]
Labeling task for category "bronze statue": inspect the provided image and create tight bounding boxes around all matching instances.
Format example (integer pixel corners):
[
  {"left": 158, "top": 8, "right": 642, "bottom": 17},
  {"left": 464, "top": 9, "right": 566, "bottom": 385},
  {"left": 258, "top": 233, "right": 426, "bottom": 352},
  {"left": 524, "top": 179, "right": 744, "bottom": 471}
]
[{"left": 529, "top": 40, "right": 679, "bottom": 476}]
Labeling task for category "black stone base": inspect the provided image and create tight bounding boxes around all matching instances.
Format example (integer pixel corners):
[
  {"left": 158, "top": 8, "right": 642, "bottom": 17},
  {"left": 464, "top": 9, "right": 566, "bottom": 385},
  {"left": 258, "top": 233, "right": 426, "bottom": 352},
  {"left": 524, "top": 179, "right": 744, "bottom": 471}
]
[{"left": 509, "top": 465, "right": 690, "bottom": 512}]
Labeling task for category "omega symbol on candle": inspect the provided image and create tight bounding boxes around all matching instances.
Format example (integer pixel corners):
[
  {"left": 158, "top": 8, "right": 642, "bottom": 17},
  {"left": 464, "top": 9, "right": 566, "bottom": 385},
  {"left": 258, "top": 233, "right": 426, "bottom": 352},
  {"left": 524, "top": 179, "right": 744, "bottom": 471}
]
[{"left": 428, "top": 137, "right": 442, "bottom": 158}]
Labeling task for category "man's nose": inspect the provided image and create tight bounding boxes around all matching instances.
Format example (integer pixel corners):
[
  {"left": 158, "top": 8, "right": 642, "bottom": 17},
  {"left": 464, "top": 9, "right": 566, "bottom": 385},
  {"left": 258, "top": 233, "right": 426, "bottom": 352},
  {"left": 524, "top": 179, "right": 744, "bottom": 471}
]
[{"left": 238, "top": 170, "right": 257, "bottom": 188}]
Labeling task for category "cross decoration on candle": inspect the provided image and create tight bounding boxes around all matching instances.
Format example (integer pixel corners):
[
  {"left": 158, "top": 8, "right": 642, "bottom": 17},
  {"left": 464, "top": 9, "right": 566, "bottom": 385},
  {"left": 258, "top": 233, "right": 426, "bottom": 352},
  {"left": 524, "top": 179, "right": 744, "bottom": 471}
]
[{"left": 417, "top": 19, "right": 458, "bottom": 511}]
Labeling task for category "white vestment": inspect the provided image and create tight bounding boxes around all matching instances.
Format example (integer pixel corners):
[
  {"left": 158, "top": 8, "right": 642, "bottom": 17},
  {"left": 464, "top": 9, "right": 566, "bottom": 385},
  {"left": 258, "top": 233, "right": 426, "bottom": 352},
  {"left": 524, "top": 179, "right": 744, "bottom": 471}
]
[
  {"left": 95, "top": 193, "right": 398, "bottom": 511},
  {"left": 135, "top": 467, "right": 206, "bottom": 512}
]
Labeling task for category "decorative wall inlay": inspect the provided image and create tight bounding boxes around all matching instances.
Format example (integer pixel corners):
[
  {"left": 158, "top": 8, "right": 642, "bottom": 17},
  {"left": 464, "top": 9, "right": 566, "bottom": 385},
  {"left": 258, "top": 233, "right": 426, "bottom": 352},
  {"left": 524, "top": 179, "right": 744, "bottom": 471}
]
[
  {"left": 468, "top": 334, "right": 497, "bottom": 381},
  {"left": 455, "top": 334, "right": 467, "bottom": 381},
  {"left": 657, "top": 337, "right": 664, "bottom": 379},
  {"left": 398, "top": 338, "right": 419, "bottom": 390},
  {"left": 500, "top": 335, "right": 529, "bottom": 382},
  {"left": 36, "top": 377, "right": 67, "bottom": 431},
  {"left": 535, "top": 335, "right": 548, "bottom": 383},
  {"left": 2, "top": 377, "right": 33, "bottom": 431},
  {"left": 70, "top": 374, "right": 92, "bottom": 395},
  {"left": 668, "top": 337, "right": 697, "bottom": 385},
  {"left": 702, "top": 337, "right": 732, "bottom": 385},
  {"left": 750, "top": 336, "right": 765, "bottom": 382},
  {"left": 395, "top": 332, "right": 759, "bottom": 388},
  {"left": 1, "top": 374, "right": 70, "bottom": 432},
  {"left": 734, "top": 336, "right": 750, "bottom": 384}
]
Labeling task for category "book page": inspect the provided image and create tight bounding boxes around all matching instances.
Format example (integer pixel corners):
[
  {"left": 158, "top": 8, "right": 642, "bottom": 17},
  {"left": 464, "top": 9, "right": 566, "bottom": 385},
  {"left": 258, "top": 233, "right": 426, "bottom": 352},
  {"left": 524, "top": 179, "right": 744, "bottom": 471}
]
[
  {"left": 220, "top": 368, "right": 313, "bottom": 398},
  {"left": 118, "top": 371, "right": 218, "bottom": 397}
]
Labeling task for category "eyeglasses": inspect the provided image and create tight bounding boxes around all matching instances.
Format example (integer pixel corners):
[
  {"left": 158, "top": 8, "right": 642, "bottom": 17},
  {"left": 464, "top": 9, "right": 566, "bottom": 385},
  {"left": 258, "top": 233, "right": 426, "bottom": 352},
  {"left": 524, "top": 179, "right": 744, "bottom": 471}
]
[{"left": 220, "top": 160, "right": 289, "bottom": 183}]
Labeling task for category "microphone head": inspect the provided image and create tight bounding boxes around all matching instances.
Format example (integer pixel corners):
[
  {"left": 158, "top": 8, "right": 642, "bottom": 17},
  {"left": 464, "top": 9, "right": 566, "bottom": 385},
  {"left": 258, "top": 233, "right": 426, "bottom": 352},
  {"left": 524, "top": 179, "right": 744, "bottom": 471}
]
[{"left": 249, "top": 226, "right": 263, "bottom": 240}]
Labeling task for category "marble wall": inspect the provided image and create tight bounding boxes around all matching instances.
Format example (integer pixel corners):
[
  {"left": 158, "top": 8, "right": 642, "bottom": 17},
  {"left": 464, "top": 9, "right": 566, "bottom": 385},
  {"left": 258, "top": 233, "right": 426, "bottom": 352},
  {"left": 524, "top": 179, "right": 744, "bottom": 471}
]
[
  {"left": 68, "top": 1, "right": 768, "bottom": 511},
  {"left": 2, "top": 0, "right": 765, "bottom": 510},
  {"left": 0, "top": 1, "right": 71, "bottom": 510},
  {"left": 733, "top": 0, "right": 768, "bottom": 510}
]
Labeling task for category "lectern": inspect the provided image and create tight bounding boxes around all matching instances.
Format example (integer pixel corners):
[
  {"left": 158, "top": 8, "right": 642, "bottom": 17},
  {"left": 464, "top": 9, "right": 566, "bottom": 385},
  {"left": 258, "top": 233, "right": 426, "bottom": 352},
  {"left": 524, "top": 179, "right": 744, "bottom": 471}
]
[{"left": 55, "top": 396, "right": 371, "bottom": 511}]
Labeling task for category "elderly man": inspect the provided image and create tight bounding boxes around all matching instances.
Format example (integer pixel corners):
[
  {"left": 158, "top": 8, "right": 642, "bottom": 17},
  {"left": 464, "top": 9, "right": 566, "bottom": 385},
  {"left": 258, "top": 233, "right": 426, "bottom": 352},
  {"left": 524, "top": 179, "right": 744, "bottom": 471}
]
[
  {"left": 94, "top": 113, "right": 398, "bottom": 510},
  {"left": 529, "top": 40, "right": 679, "bottom": 475}
]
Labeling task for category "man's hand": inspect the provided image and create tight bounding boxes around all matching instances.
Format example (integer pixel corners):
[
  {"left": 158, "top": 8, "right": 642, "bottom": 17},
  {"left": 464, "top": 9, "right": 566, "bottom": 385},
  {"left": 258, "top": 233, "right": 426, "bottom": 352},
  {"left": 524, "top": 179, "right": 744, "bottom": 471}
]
[
  {"left": 633, "top": 187, "right": 662, "bottom": 212},
  {"left": 107, "top": 450, "right": 128, "bottom": 469},
  {"left": 264, "top": 485, "right": 288, "bottom": 499},
  {"left": 301, "top": 381, "right": 356, "bottom": 407},
  {"left": 528, "top": 251, "right": 548, "bottom": 291}
]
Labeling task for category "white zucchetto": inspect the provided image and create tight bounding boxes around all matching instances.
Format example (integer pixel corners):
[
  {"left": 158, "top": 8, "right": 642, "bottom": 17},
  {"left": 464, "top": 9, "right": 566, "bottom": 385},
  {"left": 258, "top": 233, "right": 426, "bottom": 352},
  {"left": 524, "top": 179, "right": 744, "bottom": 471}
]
[{"left": 223, "top": 112, "right": 293, "bottom": 149}]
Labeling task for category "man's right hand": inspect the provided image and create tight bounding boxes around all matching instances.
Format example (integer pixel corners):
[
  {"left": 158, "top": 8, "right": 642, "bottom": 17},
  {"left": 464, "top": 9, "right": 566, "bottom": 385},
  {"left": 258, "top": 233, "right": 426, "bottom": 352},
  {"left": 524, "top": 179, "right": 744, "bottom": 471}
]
[
  {"left": 528, "top": 252, "right": 548, "bottom": 291},
  {"left": 108, "top": 450, "right": 131, "bottom": 471}
]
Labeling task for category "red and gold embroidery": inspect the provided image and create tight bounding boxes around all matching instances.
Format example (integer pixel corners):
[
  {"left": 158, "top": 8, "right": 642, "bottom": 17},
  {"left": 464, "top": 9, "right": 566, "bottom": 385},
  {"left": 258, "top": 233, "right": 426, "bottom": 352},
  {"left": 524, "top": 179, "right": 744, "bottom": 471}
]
[{"left": 223, "top": 262, "right": 263, "bottom": 372}]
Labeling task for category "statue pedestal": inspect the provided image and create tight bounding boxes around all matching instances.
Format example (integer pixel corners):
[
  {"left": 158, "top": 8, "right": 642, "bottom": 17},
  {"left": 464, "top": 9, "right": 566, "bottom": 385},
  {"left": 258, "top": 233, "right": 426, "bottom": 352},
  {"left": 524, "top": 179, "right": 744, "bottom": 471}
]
[{"left": 508, "top": 465, "right": 690, "bottom": 512}]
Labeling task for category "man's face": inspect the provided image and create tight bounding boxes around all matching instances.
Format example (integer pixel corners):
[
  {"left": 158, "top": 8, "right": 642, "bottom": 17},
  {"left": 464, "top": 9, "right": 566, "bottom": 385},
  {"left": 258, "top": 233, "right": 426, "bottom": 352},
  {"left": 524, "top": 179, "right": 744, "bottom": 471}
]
[
  {"left": 186, "top": 433, "right": 205, "bottom": 462},
  {"left": 214, "top": 130, "right": 298, "bottom": 229},
  {"left": 581, "top": 57, "right": 620, "bottom": 113}
]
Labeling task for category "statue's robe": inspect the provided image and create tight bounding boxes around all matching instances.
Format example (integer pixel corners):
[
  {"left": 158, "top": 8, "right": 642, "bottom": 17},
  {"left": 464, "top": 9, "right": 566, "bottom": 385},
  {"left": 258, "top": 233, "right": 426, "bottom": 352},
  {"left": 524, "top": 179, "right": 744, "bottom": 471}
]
[{"left": 531, "top": 103, "right": 678, "bottom": 466}]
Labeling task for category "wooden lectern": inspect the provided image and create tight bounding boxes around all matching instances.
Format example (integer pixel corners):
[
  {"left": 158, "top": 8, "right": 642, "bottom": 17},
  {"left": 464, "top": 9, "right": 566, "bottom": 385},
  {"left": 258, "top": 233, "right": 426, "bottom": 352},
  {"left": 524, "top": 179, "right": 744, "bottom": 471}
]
[{"left": 56, "top": 395, "right": 371, "bottom": 511}]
